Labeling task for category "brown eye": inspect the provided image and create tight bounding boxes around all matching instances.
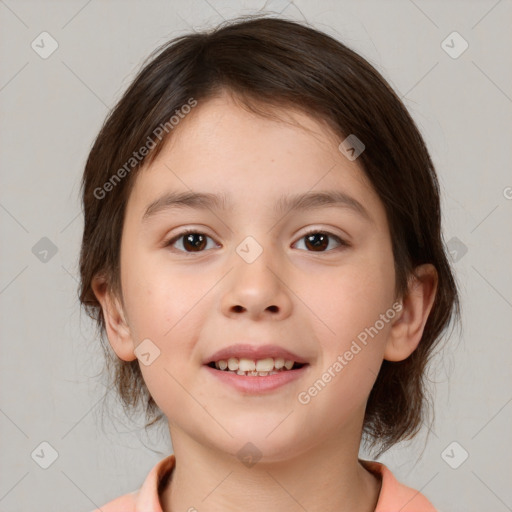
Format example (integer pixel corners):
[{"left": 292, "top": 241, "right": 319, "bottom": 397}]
[
  {"left": 165, "top": 229, "right": 347, "bottom": 255},
  {"left": 294, "top": 230, "right": 347, "bottom": 252},
  {"left": 166, "top": 230, "right": 217, "bottom": 254}
]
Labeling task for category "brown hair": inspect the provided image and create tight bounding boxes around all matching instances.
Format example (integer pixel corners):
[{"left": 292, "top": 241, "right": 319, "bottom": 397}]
[{"left": 79, "top": 15, "right": 461, "bottom": 454}]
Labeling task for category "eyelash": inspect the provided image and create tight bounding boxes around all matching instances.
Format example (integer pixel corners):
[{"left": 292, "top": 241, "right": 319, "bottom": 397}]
[{"left": 164, "top": 228, "right": 349, "bottom": 255}]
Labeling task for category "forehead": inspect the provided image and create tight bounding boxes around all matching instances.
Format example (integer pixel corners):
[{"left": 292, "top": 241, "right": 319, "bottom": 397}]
[
  {"left": 126, "top": 95, "right": 387, "bottom": 227},
  {"left": 163, "top": 93, "right": 345, "bottom": 163}
]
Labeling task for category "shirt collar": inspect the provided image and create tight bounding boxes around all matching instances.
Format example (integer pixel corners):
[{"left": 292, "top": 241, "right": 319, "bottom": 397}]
[{"left": 132, "top": 455, "right": 435, "bottom": 512}]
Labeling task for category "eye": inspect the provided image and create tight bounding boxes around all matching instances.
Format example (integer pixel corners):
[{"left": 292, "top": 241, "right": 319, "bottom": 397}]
[
  {"left": 293, "top": 229, "right": 348, "bottom": 253},
  {"left": 164, "top": 229, "right": 218, "bottom": 254},
  {"left": 164, "top": 228, "right": 348, "bottom": 255}
]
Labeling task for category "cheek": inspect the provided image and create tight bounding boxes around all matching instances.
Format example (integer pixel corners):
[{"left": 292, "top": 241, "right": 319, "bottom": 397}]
[
  {"left": 121, "top": 258, "right": 202, "bottom": 414},
  {"left": 121, "top": 250, "right": 191, "bottom": 335},
  {"left": 307, "top": 252, "right": 396, "bottom": 404},
  {"left": 301, "top": 280, "right": 396, "bottom": 420},
  {"left": 121, "top": 248, "right": 208, "bottom": 357},
  {"left": 313, "top": 257, "right": 395, "bottom": 338}
]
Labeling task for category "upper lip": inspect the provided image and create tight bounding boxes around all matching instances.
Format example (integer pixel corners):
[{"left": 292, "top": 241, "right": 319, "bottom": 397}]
[{"left": 204, "top": 344, "right": 309, "bottom": 364}]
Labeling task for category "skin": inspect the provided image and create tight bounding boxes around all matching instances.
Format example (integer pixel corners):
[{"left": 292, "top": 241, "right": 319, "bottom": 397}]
[{"left": 92, "top": 91, "right": 438, "bottom": 512}]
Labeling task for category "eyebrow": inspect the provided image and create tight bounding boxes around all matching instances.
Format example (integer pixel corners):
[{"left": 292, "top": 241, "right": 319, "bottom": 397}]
[{"left": 142, "top": 189, "right": 373, "bottom": 224}]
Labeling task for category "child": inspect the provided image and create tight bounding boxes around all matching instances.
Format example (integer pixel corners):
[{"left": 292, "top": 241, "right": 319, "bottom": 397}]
[{"left": 80, "top": 14, "right": 460, "bottom": 512}]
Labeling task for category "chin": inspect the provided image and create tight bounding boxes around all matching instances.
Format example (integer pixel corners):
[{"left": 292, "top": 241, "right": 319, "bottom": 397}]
[{"left": 218, "top": 419, "right": 304, "bottom": 462}]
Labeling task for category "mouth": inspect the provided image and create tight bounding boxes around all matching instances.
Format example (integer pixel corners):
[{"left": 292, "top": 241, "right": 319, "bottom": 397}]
[
  {"left": 205, "top": 357, "right": 309, "bottom": 377},
  {"left": 203, "top": 356, "right": 310, "bottom": 394},
  {"left": 202, "top": 344, "right": 311, "bottom": 392}
]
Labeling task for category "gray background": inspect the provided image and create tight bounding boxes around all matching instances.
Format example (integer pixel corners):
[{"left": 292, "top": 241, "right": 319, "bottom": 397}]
[{"left": 1, "top": 1, "right": 511, "bottom": 511}]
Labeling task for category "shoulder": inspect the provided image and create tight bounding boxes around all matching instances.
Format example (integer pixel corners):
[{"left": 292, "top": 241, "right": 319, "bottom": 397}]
[
  {"left": 361, "top": 460, "right": 438, "bottom": 512},
  {"left": 89, "top": 454, "right": 175, "bottom": 512},
  {"left": 89, "top": 490, "right": 137, "bottom": 512}
]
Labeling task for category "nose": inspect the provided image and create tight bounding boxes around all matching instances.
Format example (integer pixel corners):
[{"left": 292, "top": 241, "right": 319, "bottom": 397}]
[{"left": 220, "top": 246, "right": 293, "bottom": 321}]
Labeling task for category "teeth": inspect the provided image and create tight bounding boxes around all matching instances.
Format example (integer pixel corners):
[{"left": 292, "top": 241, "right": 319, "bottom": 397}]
[
  {"left": 255, "top": 358, "right": 274, "bottom": 372},
  {"left": 274, "top": 357, "right": 285, "bottom": 369},
  {"left": 227, "top": 357, "right": 239, "bottom": 371},
  {"left": 214, "top": 357, "right": 299, "bottom": 375},
  {"left": 239, "top": 358, "right": 256, "bottom": 372}
]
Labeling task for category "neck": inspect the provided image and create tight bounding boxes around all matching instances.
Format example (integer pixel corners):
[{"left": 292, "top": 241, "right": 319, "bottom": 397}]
[{"left": 161, "top": 426, "right": 381, "bottom": 512}]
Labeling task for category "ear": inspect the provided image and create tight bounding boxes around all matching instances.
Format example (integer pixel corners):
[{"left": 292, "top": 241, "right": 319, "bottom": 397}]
[
  {"left": 384, "top": 263, "right": 438, "bottom": 362},
  {"left": 91, "top": 275, "right": 137, "bottom": 362}
]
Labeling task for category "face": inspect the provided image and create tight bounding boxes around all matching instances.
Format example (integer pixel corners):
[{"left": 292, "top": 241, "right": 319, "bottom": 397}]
[{"left": 101, "top": 93, "right": 406, "bottom": 461}]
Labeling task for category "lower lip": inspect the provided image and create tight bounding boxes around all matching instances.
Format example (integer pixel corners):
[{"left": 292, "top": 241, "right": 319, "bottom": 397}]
[{"left": 203, "top": 365, "right": 309, "bottom": 393}]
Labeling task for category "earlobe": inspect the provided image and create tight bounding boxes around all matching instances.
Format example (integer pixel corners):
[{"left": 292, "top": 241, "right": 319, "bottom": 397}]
[
  {"left": 91, "top": 275, "right": 137, "bottom": 362},
  {"left": 384, "top": 264, "right": 438, "bottom": 362}
]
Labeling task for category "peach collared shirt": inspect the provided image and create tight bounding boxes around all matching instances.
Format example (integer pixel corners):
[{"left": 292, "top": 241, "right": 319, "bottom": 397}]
[{"left": 92, "top": 454, "right": 437, "bottom": 511}]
